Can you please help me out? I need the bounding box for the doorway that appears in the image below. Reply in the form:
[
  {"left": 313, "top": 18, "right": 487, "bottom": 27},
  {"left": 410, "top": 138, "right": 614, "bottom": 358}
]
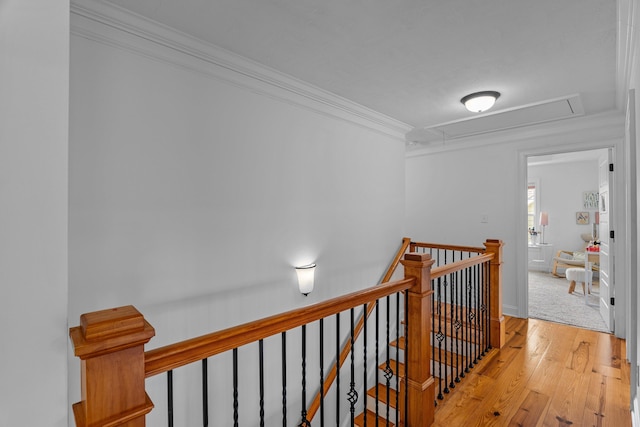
[{"left": 526, "top": 148, "right": 612, "bottom": 332}]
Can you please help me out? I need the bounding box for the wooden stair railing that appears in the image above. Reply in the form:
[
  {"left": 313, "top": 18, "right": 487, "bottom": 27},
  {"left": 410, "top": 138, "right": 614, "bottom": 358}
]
[
  {"left": 69, "top": 239, "right": 504, "bottom": 426},
  {"left": 69, "top": 254, "right": 434, "bottom": 426},
  {"left": 306, "top": 237, "right": 412, "bottom": 421}
]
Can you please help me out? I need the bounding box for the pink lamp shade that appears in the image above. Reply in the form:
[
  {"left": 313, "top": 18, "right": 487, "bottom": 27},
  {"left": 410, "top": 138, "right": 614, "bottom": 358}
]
[{"left": 539, "top": 212, "right": 549, "bottom": 226}]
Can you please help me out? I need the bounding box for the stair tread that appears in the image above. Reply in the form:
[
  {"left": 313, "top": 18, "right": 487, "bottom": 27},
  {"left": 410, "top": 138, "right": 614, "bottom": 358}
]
[
  {"left": 378, "top": 360, "right": 405, "bottom": 377},
  {"left": 355, "top": 410, "right": 396, "bottom": 427},
  {"left": 366, "top": 382, "right": 399, "bottom": 406}
]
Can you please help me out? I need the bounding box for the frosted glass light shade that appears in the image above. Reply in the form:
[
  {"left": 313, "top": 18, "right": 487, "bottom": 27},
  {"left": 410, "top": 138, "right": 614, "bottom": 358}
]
[
  {"left": 461, "top": 91, "right": 500, "bottom": 113},
  {"left": 296, "top": 264, "right": 316, "bottom": 296}
]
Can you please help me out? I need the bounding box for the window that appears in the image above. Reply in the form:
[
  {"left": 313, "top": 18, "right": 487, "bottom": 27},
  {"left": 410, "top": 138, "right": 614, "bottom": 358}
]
[{"left": 527, "top": 181, "right": 539, "bottom": 244}]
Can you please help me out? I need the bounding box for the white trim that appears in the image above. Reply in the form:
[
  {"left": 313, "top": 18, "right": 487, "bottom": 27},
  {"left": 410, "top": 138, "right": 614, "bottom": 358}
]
[
  {"left": 503, "top": 304, "right": 518, "bottom": 318},
  {"left": 516, "top": 136, "right": 628, "bottom": 337},
  {"left": 406, "top": 111, "right": 624, "bottom": 158},
  {"left": 70, "top": 0, "right": 411, "bottom": 141},
  {"left": 633, "top": 396, "right": 640, "bottom": 427},
  {"left": 617, "top": 0, "right": 637, "bottom": 111}
]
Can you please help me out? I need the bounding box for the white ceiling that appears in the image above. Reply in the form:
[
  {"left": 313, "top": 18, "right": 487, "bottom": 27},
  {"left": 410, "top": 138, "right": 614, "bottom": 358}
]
[{"left": 102, "top": 0, "right": 620, "bottom": 141}]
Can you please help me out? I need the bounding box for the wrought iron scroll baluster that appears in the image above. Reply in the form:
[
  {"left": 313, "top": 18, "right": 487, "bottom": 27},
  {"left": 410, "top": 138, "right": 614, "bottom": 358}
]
[
  {"left": 384, "top": 296, "right": 392, "bottom": 420},
  {"left": 443, "top": 274, "right": 450, "bottom": 395},
  {"left": 435, "top": 276, "right": 444, "bottom": 400},
  {"left": 465, "top": 270, "right": 472, "bottom": 373},
  {"left": 299, "top": 325, "right": 311, "bottom": 427},
  {"left": 348, "top": 308, "right": 358, "bottom": 425},
  {"left": 473, "top": 264, "right": 479, "bottom": 366}
]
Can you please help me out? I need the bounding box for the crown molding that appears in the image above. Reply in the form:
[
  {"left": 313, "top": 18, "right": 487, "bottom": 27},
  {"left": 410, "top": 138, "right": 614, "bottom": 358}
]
[
  {"left": 70, "top": 0, "right": 411, "bottom": 141},
  {"left": 405, "top": 111, "right": 625, "bottom": 158},
  {"left": 616, "top": 0, "right": 636, "bottom": 110}
]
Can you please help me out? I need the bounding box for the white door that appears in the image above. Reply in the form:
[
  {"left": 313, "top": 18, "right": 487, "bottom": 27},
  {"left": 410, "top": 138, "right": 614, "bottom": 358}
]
[{"left": 598, "top": 152, "right": 613, "bottom": 331}]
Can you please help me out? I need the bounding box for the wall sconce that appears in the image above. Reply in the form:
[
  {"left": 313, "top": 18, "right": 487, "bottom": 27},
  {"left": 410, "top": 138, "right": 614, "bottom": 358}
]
[{"left": 295, "top": 264, "right": 316, "bottom": 296}]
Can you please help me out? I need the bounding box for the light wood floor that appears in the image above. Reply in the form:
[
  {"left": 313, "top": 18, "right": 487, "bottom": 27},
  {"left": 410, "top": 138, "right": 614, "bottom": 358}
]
[{"left": 433, "top": 316, "right": 631, "bottom": 426}]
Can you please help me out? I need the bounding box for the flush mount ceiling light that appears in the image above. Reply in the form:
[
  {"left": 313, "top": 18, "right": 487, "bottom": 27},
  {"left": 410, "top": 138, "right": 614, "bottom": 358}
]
[{"left": 460, "top": 91, "right": 501, "bottom": 113}]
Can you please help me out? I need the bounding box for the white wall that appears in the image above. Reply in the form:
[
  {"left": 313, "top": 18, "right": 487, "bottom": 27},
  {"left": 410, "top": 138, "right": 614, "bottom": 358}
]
[
  {"left": 528, "top": 159, "right": 601, "bottom": 254},
  {"left": 406, "top": 115, "right": 624, "bottom": 317},
  {"left": 68, "top": 8, "right": 406, "bottom": 425},
  {"left": 0, "top": 1, "right": 69, "bottom": 426}
]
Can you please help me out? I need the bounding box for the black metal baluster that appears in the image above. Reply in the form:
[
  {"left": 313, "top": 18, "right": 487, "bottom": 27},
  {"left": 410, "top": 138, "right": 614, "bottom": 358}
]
[
  {"left": 458, "top": 269, "right": 467, "bottom": 378},
  {"left": 430, "top": 277, "right": 436, "bottom": 407},
  {"left": 479, "top": 262, "right": 487, "bottom": 358},
  {"left": 443, "top": 273, "right": 450, "bottom": 395},
  {"left": 202, "top": 359, "right": 208, "bottom": 427},
  {"left": 436, "top": 276, "right": 444, "bottom": 400},
  {"left": 336, "top": 313, "right": 341, "bottom": 426},
  {"left": 167, "top": 370, "right": 174, "bottom": 427},
  {"left": 487, "top": 262, "right": 492, "bottom": 350},
  {"left": 404, "top": 291, "right": 409, "bottom": 421},
  {"left": 233, "top": 348, "right": 239, "bottom": 427},
  {"left": 465, "top": 268, "right": 472, "bottom": 373},
  {"left": 375, "top": 298, "right": 380, "bottom": 421},
  {"left": 384, "top": 296, "right": 392, "bottom": 421},
  {"left": 473, "top": 264, "right": 479, "bottom": 366},
  {"left": 395, "top": 293, "right": 400, "bottom": 425},
  {"left": 452, "top": 269, "right": 461, "bottom": 386},
  {"left": 348, "top": 308, "right": 358, "bottom": 426},
  {"left": 320, "top": 318, "right": 325, "bottom": 426},
  {"left": 485, "top": 261, "right": 490, "bottom": 354},
  {"left": 300, "top": 325, "right": 311, "bottom": 427},
  {"left": 362, "top": 304, "right": 367, "bottom": 427},
  {"left": 259, "top": 339, "right": 265, "bottom": 426},
  {"left": 282, "top": 332, "right": 287, "bottom": 427}
]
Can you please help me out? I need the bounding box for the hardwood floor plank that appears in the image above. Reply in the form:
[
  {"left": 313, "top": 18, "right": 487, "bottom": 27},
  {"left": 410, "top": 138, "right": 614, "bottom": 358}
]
[
  {"left": 432, "top": 317, "right": 631, "bottom": 427},
  {"left": 507, "top": 390, "right": 549, "bottom": 427}
]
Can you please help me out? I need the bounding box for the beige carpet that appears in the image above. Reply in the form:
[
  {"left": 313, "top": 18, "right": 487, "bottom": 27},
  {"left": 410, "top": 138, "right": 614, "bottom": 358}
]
[{"left": 528, "top": 270, "right": 608, "bottom": 333}]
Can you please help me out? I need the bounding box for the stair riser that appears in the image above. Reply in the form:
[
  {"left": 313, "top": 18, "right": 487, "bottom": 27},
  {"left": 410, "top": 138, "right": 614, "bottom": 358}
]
[{"left": 365, "top": 394, "right": 402, "bottom": 423}]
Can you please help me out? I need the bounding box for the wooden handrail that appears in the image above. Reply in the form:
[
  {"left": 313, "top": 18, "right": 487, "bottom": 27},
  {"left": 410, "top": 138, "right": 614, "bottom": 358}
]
[
  {"left": 430, "top": 253, "right": 494, "bottom": 280},
  {"left": 144, "top": 277, "right": 415, "bottom": 377},
  {"left": 306, "top": 237, "right": 411, "bottom": 420},
  {"left": 410, "top": 241, "right": 486, "bottom": 254}
]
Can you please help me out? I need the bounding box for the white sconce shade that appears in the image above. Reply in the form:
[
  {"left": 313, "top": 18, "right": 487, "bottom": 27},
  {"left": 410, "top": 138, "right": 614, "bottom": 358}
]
[
  {"left": 296, "top": 264, "right": 316, "bottom": 296},
  {"left": 461, "top": 91, "right": 500, "bottom": 113}
]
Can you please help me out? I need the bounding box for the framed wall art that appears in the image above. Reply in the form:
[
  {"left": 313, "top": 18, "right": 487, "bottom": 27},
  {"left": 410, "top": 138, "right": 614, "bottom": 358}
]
[
  {"left": 583, "top": 191, "right": 599, "bottom": 209},
  {"left": 576, "top": 211, "right": 589, "bottom": 225}
]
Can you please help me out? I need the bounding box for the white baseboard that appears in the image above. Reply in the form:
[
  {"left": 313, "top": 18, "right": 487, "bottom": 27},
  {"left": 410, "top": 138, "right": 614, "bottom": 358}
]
[{"left": 503, "top": 304, "right": 518, "bottom": 317}]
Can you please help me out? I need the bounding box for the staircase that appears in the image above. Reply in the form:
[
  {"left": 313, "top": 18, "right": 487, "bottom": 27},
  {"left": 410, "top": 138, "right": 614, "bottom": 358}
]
[{"left": 355, "top": 301, "right": 494, "bottom": 426}]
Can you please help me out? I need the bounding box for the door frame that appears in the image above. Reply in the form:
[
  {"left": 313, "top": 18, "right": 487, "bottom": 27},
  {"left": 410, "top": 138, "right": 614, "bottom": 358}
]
[{"left": 517, "top": 139, "right": 628, "bottom": 338}]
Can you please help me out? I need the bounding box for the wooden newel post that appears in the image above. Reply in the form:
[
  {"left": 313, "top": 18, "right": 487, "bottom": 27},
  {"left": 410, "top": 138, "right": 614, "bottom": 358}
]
[
  {"left": 69, "top": 305, "right": 155, "bottom": 427},
  {"left": 484, "top": 239, "right": 505, "bottom": 349},
  {"left": 400, "top": 252, "right": 436, "bottom": 427}
]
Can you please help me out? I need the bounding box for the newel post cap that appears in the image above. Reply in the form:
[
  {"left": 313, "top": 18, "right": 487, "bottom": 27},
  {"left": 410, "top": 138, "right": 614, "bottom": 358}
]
[{"left": 70, "top": 305, "right": 155, "bottom": 359}]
